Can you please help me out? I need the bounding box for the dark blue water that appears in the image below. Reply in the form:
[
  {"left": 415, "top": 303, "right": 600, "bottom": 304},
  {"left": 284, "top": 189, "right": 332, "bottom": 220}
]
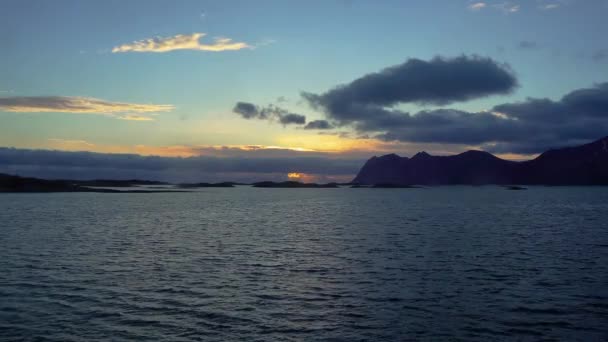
[{"left": 1, "top": 187, "right": 607, "bottom": 341}]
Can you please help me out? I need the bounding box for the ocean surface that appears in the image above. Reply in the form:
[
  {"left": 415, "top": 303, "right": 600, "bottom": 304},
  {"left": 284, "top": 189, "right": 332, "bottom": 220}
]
[{"left": 1, "top": 186, "right": 607, "bottom": 341}]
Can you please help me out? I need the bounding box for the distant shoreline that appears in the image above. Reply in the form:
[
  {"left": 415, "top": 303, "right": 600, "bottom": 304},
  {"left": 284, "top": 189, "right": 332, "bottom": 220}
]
[{"left": 4, "top": 173, "right": 608, "bottom": 193}]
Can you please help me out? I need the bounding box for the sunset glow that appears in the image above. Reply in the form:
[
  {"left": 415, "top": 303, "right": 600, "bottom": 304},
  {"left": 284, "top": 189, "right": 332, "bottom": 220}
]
[
  {"left": 2, "top": 3, "right": 607, "bottom": 340},
  {"left": 1, "top": 0, "right": 607, "bottom": 181},
  {"left": 287, "top": 172, "right": 317, "bottom": 183}
]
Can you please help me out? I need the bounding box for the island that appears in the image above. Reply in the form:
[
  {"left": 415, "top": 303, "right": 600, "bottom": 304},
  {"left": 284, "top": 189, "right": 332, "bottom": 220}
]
[
  {"left": 177, "top": 182, "right": 236, "bottom": 188},
  {"left": 252, "top": 181, "right": 339, "bottom": 188},
  {"left": 0, "top": 173, "right": 183, "bottom": 193}
]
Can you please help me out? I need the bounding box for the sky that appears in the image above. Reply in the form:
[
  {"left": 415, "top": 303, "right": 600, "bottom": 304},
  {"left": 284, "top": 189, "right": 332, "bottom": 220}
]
[{"left": 1, "top": 0, "right": 607, "bottom": 182}]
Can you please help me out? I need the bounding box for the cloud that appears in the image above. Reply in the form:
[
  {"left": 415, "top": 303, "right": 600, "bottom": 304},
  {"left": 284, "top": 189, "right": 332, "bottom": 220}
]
[
  {"left": 537, "top": 0, "right": 565, "bottom": 10},
  {"left": 233, "top": 101, "right": 263, "bottom": 119},
  {"left": 518, "top": 40, "right": 538, "bottom": 49},
  {"left": 540, "top": 3, "right": 560, "bottom": 10},
  {"left": 496, "top": 82, "right": 608, "bottom": 120},
  {"left": 304, "top": 55, "right": 608, "bottom": 153},
  {"left": 279, "top": 113, "right": 306, "bottom": 125},
  {"left": 118, "top": 114, "right": 156, "bottom": 121},
  {"left": 38, "top": 136, "right": 448, "bottom": 160},
  {"left": 303, "top": 55, "right": 517, "bottom": 123},
  {"left": 383, "top": 83, "right": 608, "bottom": 153},
  {"left": 0, "top": 147, "right": 363, "bottom": 183},
  {"left": 232, "top": 102, "right": 307, "bottom": 126},
  {"left": 112, "top": 33, "right": 250, "bottom": 53},
  {"left": 304, "top": 120, "right": 334, "bottom": 130},
  {"left": 0, "top": 96, "right": 173, "bottom": 120},
  {"left": 493, "top": 2, "right": 520, "bottom": 13},
  {"left": 469, "top": 1, "right": 519, "bottom": 13},
  {"left": 254, "top": 38, "right": 277, "bottom": 48},
  {"left": 468, "top": 2, "right": 487, "bottom": 11},
  {"left": 44, "top": 138, "right": 330, "bottom": 157},
  {"left": 592, "top": 49, "right": 608, "bottom": 62},
  {"left": 47, "top": 138, "right": 95, "bottom": 147}
]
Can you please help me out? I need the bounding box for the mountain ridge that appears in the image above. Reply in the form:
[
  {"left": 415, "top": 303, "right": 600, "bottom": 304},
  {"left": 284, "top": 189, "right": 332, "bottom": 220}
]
[{"left": 353, "top": 136, "right": 608, "bottom": 185}]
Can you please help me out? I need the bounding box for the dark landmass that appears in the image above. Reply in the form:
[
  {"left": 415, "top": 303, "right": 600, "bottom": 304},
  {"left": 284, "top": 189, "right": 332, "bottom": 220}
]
[
  {"left": 177, "top": 182, "right": 235, "bottom": 188},
  {"left": 353, "top": 136, "right": 608, "bottom": 186},
  {"left": 0, "top": 173, "right": 183, "bottom": 193},
  {"left": 4, "top": 136, "right": 607, "bottom": 192},
  {"left": 350, "top": 183, "right": 421, "bottom": 188},
  {"left": 504, "top": 186, "right": 527, "bottom": 190},
  {"left": 1, "top": 173, "right": 82, "bottom": 192},
  {"left": 252, "top": 181, "right": 339, "bottom": 188},
  {"left": 70, "top": 179, "right": 169, "bottom": 187},
  {"left": 371, "top": 183, "right": 422, "bottom": 188}
]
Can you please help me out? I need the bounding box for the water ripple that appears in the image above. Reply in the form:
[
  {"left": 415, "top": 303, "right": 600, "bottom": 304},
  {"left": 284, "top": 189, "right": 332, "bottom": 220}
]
[{"left": 1, "top": 187, "right": 608, "bottom": 341}]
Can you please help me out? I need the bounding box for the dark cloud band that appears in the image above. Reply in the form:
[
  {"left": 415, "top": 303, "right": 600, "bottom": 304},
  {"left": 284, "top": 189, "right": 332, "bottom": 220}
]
[
  {"left": 232, "top": 102, "right": 307, "bottom": 125},
  {"left": 303, "top": 55, "right": 517, "bottom": 123},
  {"left": 0, "top": 148, "right": 363, "bottom": 183},
  {"left": 302, "top": 54, "right": 608, "bottom": 153},
  {"left": 373, "top": 83, "right": 608, "bottom": 153},
  {"left": 304, "top": 120, "right": 333, "bottom": 130}
]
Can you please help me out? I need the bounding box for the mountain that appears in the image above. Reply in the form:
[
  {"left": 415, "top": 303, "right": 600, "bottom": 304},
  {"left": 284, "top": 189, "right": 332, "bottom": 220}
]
[{"left": 353, "top": 136, "right": 608, "bottom": 185}]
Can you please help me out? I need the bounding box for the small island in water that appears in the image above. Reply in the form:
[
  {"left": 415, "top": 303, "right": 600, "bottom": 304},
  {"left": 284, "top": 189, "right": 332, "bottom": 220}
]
[{"left": 252, "top": 181, "right": 339, "bottom": 188}]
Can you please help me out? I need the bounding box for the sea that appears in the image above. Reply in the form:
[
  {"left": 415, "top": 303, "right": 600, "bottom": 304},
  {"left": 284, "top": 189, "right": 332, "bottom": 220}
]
[{"left": 1, "top": 186, "right": 607, "bottom": 341}]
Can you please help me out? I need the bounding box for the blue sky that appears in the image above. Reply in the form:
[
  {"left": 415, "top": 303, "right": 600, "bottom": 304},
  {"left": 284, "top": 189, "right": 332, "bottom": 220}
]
[{"left": 1, "top": 0, "right": 607, "bottom": 181}]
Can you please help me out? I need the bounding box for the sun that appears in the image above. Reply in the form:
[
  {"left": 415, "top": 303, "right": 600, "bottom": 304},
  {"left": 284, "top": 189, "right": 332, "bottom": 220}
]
[
  {"left": 287, "top": 172, "right": 316, "bottom": 183},
  {"left": 287, "top": 172, "right": 302, "bottom": 179}
]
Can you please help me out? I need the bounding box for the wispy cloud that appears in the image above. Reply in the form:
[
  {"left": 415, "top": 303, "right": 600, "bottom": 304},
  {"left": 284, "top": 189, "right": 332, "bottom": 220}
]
[
  {"left": 0, "top": 96, "right": 173, "bottom": 121},
  {"left": 112, "top": 33, "right": 251, "bottom": 53},
  {"left": 537, "top": 0, "right": 566, "bottom": 10},
  {"left": 118, "top": 114, "right": 157, "bottom": 121},
  {"left": 540, "top": 3, "right": 560, "bottom": 10},
  {"left": 233, "top": 102, "right": 308, "bottom": 126},
  {"left": 593, "top": 49, "right": 608, "bottom": 62},
  {"left": 493, "top": 2, "right": 520, "bottom": 14},
  {"left": 468, "top": 1, "right": 519, "bottom": 14},
  {"left": 253, "top": 38, "right": 277, "bottom": 48},
  {"left": 304, "top": 120, "right": 334, "bottom": 130},
  {"left": 518, "top": 40, "right": 538, "bottom": 49},
  {"left": 468, "top": 2, "right": 487, "bottom": 11},
  {"left": 47, "top": 138, "right": 95, "bottom": 148}
]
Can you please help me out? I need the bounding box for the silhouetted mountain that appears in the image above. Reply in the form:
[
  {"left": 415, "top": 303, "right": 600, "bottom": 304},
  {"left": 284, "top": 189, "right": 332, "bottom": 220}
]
[{"left": 353, "top": 136, "right": 608, "bottom": 185}]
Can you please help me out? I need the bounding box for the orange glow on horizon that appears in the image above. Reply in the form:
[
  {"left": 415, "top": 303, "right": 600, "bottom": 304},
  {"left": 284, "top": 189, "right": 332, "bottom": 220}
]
[
  {"left": 287, "top": 172, "right": 316, "bottom": 183},
  {"left": 21, "top": 137, "right": 540, "bottom": 162},
  {"left": 33, "top": 139, "right": 326, "bottom": 158}
]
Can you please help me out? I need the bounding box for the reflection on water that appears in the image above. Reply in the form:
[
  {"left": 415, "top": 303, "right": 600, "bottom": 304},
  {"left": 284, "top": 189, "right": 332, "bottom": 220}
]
[{"left": 1, "top": 187, "right": 607, "bottom": 341}]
